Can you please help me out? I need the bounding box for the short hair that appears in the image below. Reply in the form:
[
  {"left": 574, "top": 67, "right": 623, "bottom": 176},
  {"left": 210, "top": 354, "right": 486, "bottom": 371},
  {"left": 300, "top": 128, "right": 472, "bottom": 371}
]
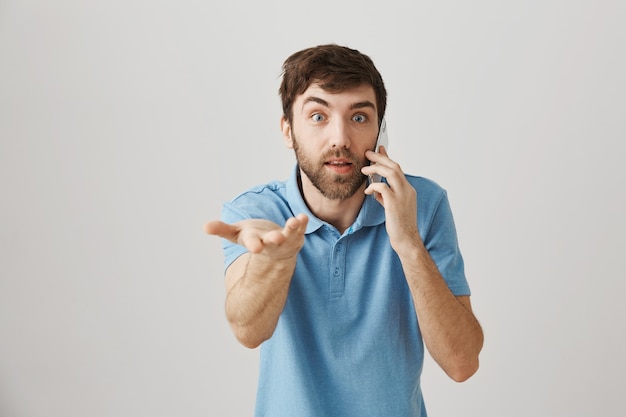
[{"left": 279, "top": 44, "right": 387, "bottom": 125}]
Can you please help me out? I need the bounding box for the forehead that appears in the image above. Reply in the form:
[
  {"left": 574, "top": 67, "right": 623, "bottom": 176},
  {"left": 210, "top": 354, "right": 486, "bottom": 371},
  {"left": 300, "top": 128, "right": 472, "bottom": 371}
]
[{"left": 295, "top": 83, "right": 377, "bottom": 112}]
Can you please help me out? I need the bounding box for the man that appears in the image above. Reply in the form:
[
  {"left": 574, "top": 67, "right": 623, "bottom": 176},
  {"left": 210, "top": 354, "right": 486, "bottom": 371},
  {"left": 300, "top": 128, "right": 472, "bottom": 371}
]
[{"left": 205, "top": 44, "right": 483, "bottom": 416}]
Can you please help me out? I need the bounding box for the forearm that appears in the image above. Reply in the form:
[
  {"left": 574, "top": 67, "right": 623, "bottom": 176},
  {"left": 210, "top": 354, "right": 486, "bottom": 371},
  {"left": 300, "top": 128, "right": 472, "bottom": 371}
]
[
  {"left": 398, "top": 241, "right": 484, "bottom": 382},
  {"left": 225, "top": 252, "right": 297, "bottom": 348}
]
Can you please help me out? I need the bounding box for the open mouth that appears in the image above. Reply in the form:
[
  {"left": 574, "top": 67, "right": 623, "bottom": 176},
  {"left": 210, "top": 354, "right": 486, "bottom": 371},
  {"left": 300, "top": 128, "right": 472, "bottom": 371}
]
[{"left": 325, "top": 159, "right": 353, "bottom": 174}]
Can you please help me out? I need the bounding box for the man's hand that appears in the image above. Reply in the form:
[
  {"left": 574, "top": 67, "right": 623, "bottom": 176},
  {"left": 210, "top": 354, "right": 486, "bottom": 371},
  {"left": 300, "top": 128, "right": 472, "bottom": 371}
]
[
  {"left": 361, "top": 146, "right": 420, "bottom": 253},
  {"left": 363, "top": 146, "right": 483, "bottom": 381},
  {"left": 204, "top": 213, "right": 309, "bottom": 348},
  {"left": 204, "top": 213, "right": 309, "bottom": 260}
]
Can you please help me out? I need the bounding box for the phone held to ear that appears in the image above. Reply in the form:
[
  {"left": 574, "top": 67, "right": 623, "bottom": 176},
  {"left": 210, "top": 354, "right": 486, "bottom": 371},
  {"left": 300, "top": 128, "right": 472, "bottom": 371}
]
[{"left": 369, "top": 117, "right": 388, "bottom": 184}]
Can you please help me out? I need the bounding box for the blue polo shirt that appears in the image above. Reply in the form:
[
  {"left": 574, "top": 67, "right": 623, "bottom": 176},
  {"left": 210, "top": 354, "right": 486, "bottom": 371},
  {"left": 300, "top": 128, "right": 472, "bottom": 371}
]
[{"left": 221, "top": 165, "right": 470, "bottom": 417}]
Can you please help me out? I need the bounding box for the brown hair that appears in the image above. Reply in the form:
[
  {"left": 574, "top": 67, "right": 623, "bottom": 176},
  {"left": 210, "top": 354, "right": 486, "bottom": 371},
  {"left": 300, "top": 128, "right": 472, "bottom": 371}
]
[{"left": 279, "top": 44, "right": 387, "bottom": 126}]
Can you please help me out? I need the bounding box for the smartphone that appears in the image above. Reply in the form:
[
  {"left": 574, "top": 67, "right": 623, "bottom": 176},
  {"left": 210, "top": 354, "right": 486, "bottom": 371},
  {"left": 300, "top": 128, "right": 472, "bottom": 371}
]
[{"left": 369, "top": 117, "right": 388, "bottom": 183}]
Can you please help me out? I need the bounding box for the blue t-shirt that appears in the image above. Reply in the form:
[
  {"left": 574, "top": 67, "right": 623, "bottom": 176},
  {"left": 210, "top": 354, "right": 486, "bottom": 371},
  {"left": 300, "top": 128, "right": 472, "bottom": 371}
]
[{"left": 221, "top": 165, "right": 470, "bottom": 417}]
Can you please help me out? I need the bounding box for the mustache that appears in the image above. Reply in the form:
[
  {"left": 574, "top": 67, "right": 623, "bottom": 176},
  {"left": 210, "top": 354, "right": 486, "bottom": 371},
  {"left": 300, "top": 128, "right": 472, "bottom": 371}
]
[{"left": 322, "top": 149, "right": 360, "bottom": 163}]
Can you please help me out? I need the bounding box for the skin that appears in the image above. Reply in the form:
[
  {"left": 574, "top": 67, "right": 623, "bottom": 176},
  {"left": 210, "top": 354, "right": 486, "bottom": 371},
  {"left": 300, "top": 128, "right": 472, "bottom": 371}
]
[{"left": 205, "top": 83, "right": 484, "bottom": 382}]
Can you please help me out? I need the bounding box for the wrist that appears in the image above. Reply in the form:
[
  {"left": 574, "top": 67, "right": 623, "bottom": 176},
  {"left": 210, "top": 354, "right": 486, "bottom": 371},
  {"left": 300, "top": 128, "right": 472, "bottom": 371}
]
[
  {"left": 247, "top": 251, "right": 297, "bottom": 281},
  {"left": 390, "top": 230, "right": 424, "bottom": 258}
]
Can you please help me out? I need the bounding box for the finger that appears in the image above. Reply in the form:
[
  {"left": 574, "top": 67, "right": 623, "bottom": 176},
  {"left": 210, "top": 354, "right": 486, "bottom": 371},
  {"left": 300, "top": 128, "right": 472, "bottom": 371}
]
[
  {"left": 253, "top": 216, "right": 306, "bottom": 250},
  {"left": 285, "top": 213, "right": 309, "bottom": 234},
  {"left": 362, "top": 164, "right": 393, "bottom": 181},
  {"left": 204, "top": 221, "right": 239, "bottom": 240},
  {"left": 365, "top": 146, "right": 391, "bottom": 163},
  {"left": 259, "top": 229, "right": 288, "bottom": 246},
  {"left": 254, "top": 214, "right": 307, "bottom": 248},
  {"left": 365, "top": 181, "right": 392, "bottom": 198},
  {"left": 364, "top": 184, "right": 386, "bottom": 207},
  {"left": 240, "top": 234, "right": 264, "bottom": 253},
  {"left": 204, "top": 220, "right": 265, "bottom": 253},
  {"left": 365, "top": 149, "right": 383, "bottom": 164},
  {"left": 264, "top": 214, "right": 308, "bottom": 245},
  {"left": 364, "top": 161, "right": 407, "bottom": 192}
]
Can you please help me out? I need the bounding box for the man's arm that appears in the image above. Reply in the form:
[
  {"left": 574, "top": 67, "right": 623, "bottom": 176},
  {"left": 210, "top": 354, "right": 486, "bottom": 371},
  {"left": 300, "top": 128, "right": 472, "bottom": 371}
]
[
  {"left": 396, "top": 241, "right": 483, "bottom": 382},
  {"left": 363, "top": 147, "right": 484, "bottom": 382},
  {"left": 205, "top": 214, "right": 308, "bottom": 348}
]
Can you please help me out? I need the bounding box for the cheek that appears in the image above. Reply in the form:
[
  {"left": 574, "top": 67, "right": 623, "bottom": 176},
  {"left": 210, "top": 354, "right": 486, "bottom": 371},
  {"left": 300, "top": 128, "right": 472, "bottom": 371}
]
[{"left": 357, "top": 137, "right": 378, "bottom": 154}]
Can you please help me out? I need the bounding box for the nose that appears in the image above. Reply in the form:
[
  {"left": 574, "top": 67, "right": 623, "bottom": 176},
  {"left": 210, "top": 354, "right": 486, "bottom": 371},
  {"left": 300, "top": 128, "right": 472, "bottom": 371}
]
[{"left": 329, "top": 119, "right": 351, "bottom": 149}]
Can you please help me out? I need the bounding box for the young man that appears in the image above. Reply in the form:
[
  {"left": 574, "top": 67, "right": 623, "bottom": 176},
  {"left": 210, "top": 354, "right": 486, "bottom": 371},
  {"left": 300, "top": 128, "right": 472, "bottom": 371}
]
[{"left": 205, "top": 44, "right": 483, "bottom": 416}]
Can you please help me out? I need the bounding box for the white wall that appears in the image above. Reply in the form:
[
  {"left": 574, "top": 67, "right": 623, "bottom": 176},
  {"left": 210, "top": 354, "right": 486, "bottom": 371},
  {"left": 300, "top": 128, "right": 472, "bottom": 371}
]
[{"left": 1, "top": 1, "right": 624, "bottom": 416}]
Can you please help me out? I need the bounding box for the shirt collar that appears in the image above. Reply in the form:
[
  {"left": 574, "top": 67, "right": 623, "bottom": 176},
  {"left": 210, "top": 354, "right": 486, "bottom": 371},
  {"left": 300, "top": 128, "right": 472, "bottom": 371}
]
[{"left": 285, "top": 164, "right": 386, "bottom": 235}]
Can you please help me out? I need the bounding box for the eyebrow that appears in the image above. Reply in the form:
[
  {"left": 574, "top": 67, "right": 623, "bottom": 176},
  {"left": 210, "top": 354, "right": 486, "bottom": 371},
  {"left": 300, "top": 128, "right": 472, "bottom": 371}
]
[
  {"left": 301, "top": 96, "right": 376, "bottom": 112},
  {"left": 302, "top": 96, "right": 329, "bottom": 109},
  {"left": 350, "top": 101, "right": 376, "bottom": 111}
]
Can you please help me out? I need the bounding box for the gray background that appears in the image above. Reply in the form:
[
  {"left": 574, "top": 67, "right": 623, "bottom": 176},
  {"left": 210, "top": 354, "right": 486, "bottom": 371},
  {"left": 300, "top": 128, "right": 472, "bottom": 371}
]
[{"left": 1, "top": 1, "right": 624, "bottom": 416}]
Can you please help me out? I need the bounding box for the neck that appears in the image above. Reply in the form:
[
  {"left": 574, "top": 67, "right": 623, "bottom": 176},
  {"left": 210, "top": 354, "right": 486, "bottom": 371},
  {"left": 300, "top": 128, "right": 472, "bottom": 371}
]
[{"left": 297, "top": 171, "right": 366, "bottom": 234}]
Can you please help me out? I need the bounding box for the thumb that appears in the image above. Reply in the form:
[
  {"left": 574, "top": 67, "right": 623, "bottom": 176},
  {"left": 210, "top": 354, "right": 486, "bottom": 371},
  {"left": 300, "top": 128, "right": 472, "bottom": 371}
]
[{"left": 204, "top": 221, "right": 238, "bottom": 241}]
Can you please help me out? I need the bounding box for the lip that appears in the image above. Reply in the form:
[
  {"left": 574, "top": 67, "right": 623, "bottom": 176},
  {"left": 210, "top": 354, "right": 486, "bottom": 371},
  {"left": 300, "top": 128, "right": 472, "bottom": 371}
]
[{"left": 324, "top": 158, "right": 353, "bottom": 174}]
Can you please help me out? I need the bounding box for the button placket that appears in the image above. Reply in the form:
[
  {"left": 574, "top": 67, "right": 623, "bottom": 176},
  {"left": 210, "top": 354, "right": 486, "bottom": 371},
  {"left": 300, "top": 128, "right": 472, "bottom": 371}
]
[{"left": 329, "top": 239, "right": 346, "bottom": 297}]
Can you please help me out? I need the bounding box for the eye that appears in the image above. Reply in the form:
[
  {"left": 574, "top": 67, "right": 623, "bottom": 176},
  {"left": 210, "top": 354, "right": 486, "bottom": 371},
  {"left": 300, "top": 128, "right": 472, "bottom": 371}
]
[
  {"left": 311, "top": 113, "right": 325, "bottom": 122},
  {"left": 352, "top": 114, "right": 367, "bottom": 123}
]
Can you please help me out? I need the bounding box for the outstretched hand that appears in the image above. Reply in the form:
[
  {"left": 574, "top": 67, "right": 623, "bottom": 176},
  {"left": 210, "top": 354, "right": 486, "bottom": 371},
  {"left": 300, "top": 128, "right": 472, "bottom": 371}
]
[{"left": 204, "top": 213, "right": 309, "bottom": 260}]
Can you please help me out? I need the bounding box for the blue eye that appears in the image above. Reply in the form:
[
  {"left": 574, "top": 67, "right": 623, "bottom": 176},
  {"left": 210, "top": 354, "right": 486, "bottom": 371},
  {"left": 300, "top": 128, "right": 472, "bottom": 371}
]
[
  {"left": 312, "top": 113, "right": 325, "bottom": 122},
  {"left": 353, "top": 114, "right": 366, "bottom": 123}
]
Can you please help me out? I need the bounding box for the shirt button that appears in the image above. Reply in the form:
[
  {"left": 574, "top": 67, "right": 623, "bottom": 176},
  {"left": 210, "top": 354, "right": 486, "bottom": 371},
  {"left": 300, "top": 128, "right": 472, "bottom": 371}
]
[
  {"left": 333, "top": 268, "right": 340, "bottom": 276},
  {"left": 336, "top": 243, "right": 343, "bottom": 251}
]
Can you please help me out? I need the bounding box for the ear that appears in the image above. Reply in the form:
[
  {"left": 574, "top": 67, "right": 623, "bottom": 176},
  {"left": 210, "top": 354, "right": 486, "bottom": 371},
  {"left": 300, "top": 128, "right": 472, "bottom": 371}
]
[{"left": 280, "top": 116, "right": 294, "bottom": 149}]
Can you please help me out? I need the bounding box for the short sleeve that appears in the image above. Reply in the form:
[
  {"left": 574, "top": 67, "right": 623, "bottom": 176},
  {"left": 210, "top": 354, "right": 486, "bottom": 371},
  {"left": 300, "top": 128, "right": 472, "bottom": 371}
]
[
  {"left": 219, "top": 202, "right": 251, "bottom": 273},
  {"left": 424, "top": 190, "right": 470, "bottom": 296},
  {"left": 218, "top": 181, "right": 293, "bottom": 273}
]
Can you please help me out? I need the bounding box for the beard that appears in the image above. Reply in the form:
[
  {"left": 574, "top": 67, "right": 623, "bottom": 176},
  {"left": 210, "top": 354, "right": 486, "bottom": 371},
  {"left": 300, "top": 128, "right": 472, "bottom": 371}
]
[{"left": 292, "top": 136, "right": 369, "bottom": 200}]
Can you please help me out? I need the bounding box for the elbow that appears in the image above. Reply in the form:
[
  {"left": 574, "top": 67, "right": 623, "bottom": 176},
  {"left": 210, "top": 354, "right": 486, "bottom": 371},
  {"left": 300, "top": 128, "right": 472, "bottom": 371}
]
[
  {"left": 238, "top": 336, "right": 263, "bottom": 350},
  {"left": 444, "top": 342, "right": 483, "bottom": 382},
  {"left": 225, "top": 305, "right": 271, "bottom": 349},
  {"left": 230, "top": 323, "right": 271, "bottom": 349},
  {"left": 447, "top": 358, "right": 480, "bottom": 382},
  {"left": 448, "top": 328, "right": 484, "bottom": 382}
]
